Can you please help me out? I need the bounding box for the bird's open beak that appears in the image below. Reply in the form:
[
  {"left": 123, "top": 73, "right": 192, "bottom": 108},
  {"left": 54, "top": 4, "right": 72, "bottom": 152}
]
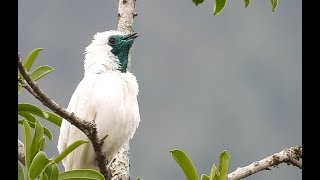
[{"left": 123, "top": 32, "right": 139, "bottom": 40}]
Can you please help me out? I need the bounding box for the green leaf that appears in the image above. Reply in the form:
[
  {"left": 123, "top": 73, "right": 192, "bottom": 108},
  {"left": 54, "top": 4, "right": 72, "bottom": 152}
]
[
  {"left": 18, "top": 161, "right": 25, "bottom": 180},
  {"left": 19, "top": 112, "right": 37, "bottom": 123},
  {"left": 218, "top": 150, "right": 230, "bottom": 180},
  {"left": 271, "top": 0, "right": 278, "bottom": 12},
  {"left": 18, "top": 103, "right": 49, "bottom": 119},
  {"left": 170, "top": 149, "right": 199, "bottom": 180},
  {"left": 29, "top": 151, "right": 51, "bottom": 179},
  {"left": 43, "top": 111, "right": 62, "bottom": 126},
  {"left": 30, "top": 65, "right": 54, "bottom": 81},
  {"left": 23, "top": 120, "right": 32, "bottom": 168},
  {"left": 213, "top": 0, "right": 227, "bottom": 15},
  {"left": 209, "top": 164, "right": 217, "bottom": 180},
  {"left": 244, "top": 0, "right": 250, "bottom": 8},
  {"left": 213, "top": 171, "right": 220, "bottom": 180},
  {"left": 201, "top": 174, "right": 210, "bottom": 180},
  {"left": 39, "top": 137, "right": 46, "bottom": 151},
  {"left": 18, "top": 104, "right": 62, "bottom": 127},
  {"left": 54, "top": 140, "right": 88, "bottom": 164},
  {"left": 30, "top": 120, "right": 45, "bottom": 159},
  {"left": 24, "top": 48, "right": 43, "bottom": 71},
  {"left": 44, "top": 163, "right": 59, "bottom": 180},
  {"left": 39, "top": 172, "right": 49, "bottom": 180},
  {"left": 18, "top": 119, "right": 53, "bottom": 140},
  {"left": 58, "top": 169, "right": 105, "bottom": 180},
  {"left": 192, "top": 0, "right": 204, "bottom": 6}
]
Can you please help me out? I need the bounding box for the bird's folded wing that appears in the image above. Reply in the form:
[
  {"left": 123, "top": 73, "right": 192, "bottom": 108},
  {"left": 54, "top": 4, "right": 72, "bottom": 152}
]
[{"left": 57, "top": 77, "right": 97, "bottom": 154}]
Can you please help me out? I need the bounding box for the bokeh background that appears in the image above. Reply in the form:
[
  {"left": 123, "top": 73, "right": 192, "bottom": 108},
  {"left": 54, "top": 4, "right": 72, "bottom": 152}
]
[{"left": 18, "top": 0, "right": 302, "bottom": 179}]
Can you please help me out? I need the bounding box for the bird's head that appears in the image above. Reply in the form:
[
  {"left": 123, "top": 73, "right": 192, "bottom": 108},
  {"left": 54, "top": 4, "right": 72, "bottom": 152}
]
[{"left": 84, "top": 30, "right": 138, "bottom": 74}]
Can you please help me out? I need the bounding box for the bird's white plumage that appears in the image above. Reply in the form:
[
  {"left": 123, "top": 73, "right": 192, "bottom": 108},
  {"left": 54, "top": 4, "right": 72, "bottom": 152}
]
[{"left": 57, "top": 30, "right": 140, "bottom": 171}]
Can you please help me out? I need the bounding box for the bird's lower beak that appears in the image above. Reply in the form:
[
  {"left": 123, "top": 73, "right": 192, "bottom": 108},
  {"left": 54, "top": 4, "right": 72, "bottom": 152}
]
[{"left": 123, "top": 32, "right": 139, "bottom": 40}]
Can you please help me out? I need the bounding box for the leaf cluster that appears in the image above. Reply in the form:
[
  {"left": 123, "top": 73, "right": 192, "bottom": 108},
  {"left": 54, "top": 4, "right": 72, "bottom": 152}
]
[
  {"left": 192, "top": 0, "right": 278, "bottom": 15},
  {"left": 170, "top": 149, "right": 230, "bottom": 180}
]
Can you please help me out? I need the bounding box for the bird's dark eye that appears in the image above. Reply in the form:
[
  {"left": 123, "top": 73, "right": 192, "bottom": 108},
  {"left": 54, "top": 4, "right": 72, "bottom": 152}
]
[{"left": 108, "top": 37, "right": 116, "bottom": 45}]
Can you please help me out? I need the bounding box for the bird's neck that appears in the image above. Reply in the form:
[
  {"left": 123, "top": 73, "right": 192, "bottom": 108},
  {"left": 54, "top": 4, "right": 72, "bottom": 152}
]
[
  {"left": 84, "top": 52, "right": 120, "bottom": 75},
  {"left": 111, "top": 49, "right": 129, "bottom": 73}
]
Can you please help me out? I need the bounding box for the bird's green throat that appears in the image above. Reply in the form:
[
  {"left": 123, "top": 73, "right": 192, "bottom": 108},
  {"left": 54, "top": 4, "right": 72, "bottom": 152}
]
[{"left": 109, "top": 35, "right": 136, "bottom": 73}]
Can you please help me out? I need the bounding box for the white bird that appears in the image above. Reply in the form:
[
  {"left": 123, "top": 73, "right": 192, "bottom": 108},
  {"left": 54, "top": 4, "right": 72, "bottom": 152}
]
[{"left": 57, "top": 30, "right": 140, "bottom": 171}]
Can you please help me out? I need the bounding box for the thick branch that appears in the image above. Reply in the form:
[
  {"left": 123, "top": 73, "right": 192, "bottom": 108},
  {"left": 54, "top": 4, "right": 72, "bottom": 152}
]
[
  {"left": 18, "top": 140, "right": 25, "bottom": 166},
  {"left": 117, "top": 0, "right": 136, "bottom": 34},
  {"left": 17, "top": 54, "right": 109, "bottom": 178},
  {"left": 227, "top": 146, "right": 302, "bottom": 180}
]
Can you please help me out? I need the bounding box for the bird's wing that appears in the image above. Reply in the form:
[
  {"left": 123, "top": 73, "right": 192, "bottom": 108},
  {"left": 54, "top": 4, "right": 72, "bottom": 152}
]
[
  {"left": 128, "top": 91, "right": 140, "bottom": 140},
  {"left": 57, "top": 76, "right": 97, "bottom": 169},
  {"left": 123, "top": 72, "right": 140, "bottom": 140},
  {"left": 89, "top": 72, "right": 139, "bottom": 160}
]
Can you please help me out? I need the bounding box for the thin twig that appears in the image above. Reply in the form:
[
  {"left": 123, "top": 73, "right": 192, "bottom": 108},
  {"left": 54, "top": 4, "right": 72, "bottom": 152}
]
[
  {"left": 227, "top": 146, "right": 302, "bottom": 180},
  {"left": 17, "top": 54, "right": 110, "bottom": 178}
]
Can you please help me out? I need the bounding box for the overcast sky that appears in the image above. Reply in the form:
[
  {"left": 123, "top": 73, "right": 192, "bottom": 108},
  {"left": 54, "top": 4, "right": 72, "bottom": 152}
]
[{"left": 18, "top": 1, "right": 301, "bottom": 179}]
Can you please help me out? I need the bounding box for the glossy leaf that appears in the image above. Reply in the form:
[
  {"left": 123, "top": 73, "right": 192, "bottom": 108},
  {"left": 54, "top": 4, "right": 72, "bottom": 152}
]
[
  {"left": 30, "top": 65, "right": 54, "bottom": 81},
  {"left": 43, "top": 111, "right": 62, "bottom": 126},
  {"left": 19, "top": 112, "right": 37, "bottom": 123},
  {"left": 244, "top": 0, "right": 250, "bottom": 8},
  {"left": 18, "top": 119, "right": 53, "bottom": 140},
  {"left": 19, "top": 107, "right": 62, "bottom": 127},
  {"left": 39, "top": 137, "right": 46, "bottom": 151},
  {"left": 192, "top": 0, "right": 204, "bottom": 6},
  {"left": 23, "top": 120, "right": 32, "bottom": 168},
  {"left": 24, "top": 48, "right": 43, "bottom": 71},
  {"left": 44, "top": 163, "right": 59, "bottom": 180},
  {"left": 31, "top": 120, "right": 45, "bottom": 159},
  {"left": 58, "top": 169, "right": 105, "bottom": 180},
  {"left": 54, "top": 140, "right": 88, "bottom": 164},
  {"left": 19, "top": 104, "right": 62, "bottom": 127},
  {"left": 213, "top": 0, "right": 227, "bottom": 15},
  {"left": 39, "top": 172, "right": 49, "bottom": 180},
  {"left": 218, "top": 151, "right": 230, "bottom": 180},
  {"left": 170, "top": 149, "right": 199, "bottom": 180},
  {"left": 29, "top": 151, "right": 51, "bottom": 179},
  {"left": 18, "top": 103, "right": 49, "bottom": 119},
  {"left": 201, "top": 174, "right": 210, "bottom": 180},
  {"left": 213, "top": 171, "right": 220, "bottom": 179},
  {"left": 209, "top": 164, "right": 217, "bottom": 180},
  {"left": 18, "top": 161, "right": 25, "bottom": 180},
  {"left": 271, "top": 0, "right": 278, "bottom": 12}
]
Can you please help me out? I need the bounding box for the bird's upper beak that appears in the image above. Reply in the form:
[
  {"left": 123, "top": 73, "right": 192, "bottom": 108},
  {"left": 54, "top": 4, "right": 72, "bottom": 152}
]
[{"left": 122, "top": 32, "right": 139, "bottom": 40}]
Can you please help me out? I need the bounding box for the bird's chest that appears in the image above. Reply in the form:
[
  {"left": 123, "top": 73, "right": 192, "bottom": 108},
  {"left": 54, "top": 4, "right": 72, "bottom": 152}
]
[{"left": 91, "top": 73, "right": 137, "bottom": 140}]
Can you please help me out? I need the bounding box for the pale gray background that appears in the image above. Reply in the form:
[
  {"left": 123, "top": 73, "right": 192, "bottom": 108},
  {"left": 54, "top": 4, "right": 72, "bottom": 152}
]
[{"left": 18, "top": 0, "right": 302, "bottom": 179}]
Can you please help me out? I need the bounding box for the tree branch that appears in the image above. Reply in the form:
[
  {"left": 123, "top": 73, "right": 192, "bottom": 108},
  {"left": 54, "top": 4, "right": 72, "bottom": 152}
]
[
  {"left": 17, "top": 54, "right": 111, "bottom": 178},
  {"left": 227, "top": 146, "right": 302, "bottom": 180},
  {"left": 107, "top": 0, "right": 138, "bottom": 179},
  {"left": 18, "top": 140, "right": 25, "bottom": 166},
  {"left": 18, "top": 78, "right": 40, "bottom": 99}
]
